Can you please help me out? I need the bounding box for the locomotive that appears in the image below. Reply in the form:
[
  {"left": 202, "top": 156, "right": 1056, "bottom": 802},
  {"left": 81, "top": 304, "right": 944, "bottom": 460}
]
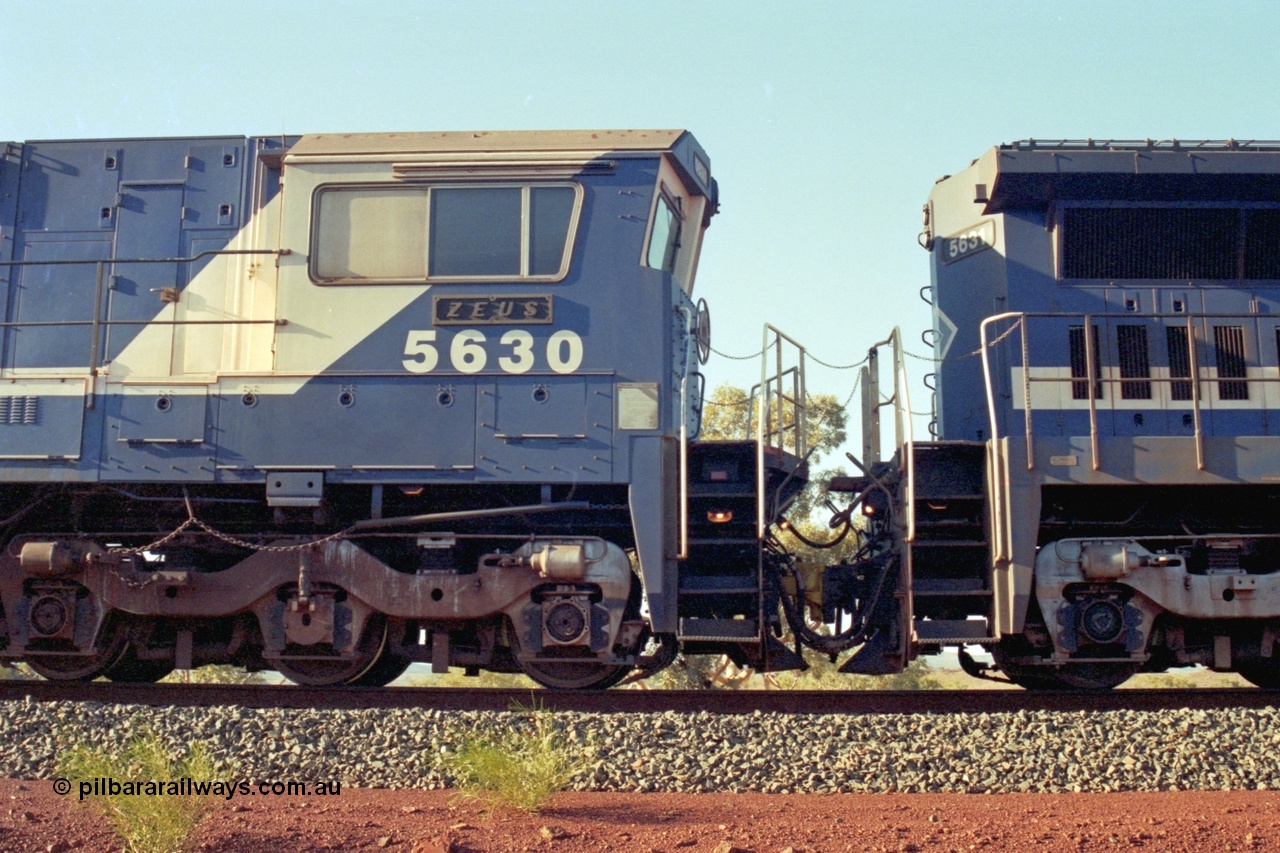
[
  {"left": 0, "top": 130, "right": 737, "bottom": 689},
  {"left": 908, "top": 139, "right": 1280, "bottom": 690},
  {"left": 1, "top": 131, "right": 1278, "bottom": 691}
]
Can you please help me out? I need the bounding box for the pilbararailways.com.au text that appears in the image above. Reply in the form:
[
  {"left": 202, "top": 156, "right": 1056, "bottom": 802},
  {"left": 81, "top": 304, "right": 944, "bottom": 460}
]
[{"left": 60, "top": 777, "right": 341, "bottom": 801}]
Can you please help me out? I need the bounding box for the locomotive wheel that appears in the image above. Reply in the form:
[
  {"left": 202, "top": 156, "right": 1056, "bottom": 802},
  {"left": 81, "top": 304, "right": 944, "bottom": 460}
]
[
  {"left": 998, "top": 657, "right": 1138, "bottom": 691},
  {"left": 1000, "top": 667, "right": 1071, "bottom": 691},
  {"left": 273, "top": 614, "right": 388, "bottom": 687},
  {"left": 346, "top": 650, "right": 411, "bottom": 687},
  {"left": 26, "top": 619, "right": 130, "bottom": 682},
  {"left": 508, "top": 627, "right": 631, "bottom": 690},
  {"left": 992, "top": 635, "right": 1069, "bottom": 690},
  {"left": 516, "top": 645, "right": 631, "bottom": 690},
  {"left": 1052, "top": 662, "right": 1140, "bottom": 691}
]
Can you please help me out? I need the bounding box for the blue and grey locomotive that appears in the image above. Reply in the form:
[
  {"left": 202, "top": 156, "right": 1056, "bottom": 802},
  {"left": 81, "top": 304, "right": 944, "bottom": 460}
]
[
  {"left": 0, "top": 130, "right": 804, "bottom": 688},
  {"left": 881, "top": 139, "right": 1280, "bottom": 689}
]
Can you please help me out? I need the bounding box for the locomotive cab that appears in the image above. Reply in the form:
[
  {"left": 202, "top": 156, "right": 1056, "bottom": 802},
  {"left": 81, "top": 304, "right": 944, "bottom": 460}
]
[{"left": 0, "top": 130, "right": 725, "bottom": 688}]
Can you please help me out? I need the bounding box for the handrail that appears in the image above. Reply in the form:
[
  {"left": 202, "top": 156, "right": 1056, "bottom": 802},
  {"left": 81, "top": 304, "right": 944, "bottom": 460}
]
[
  {"left": 677, "top": 305, "right": 695, "bottom": 560},
  {"left": 980, "top": 312, "right": 1027, "bottom": 565},
  {"left": 1084, "top": 314, "right": 1099, "bottom": 471},
  {"left": 753, "top": 325, "right": 809, "bottom": 539},
  {"left": 862, "top": 328, "right": 909, "bottom": 459},
  {"left": 896, "top": 329, "right": 915, "bottom": 543},
  {"left": 1186, "top": 314, "right": 1205, "bottom": 471},
  {"left": 978, "top": 310, "right": 1276, "bottom": 475},
  {"left": 756, "top": 324, "right": 808, "bottom": 458},
  {"left": 0, "top": 249, "right": 288, "bottom": 268},
  {"left": 756, "top": 390, "right": 766, "bottom": 540},
  {"left": 0, "top": 249, "right": 291, "bottom": 381}
]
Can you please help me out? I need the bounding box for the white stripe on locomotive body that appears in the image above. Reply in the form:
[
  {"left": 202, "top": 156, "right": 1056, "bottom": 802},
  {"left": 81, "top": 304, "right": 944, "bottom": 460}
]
[
  {"left": 107, "top": 203, "right": 282, "bottom": 382},
  {"left": 1011, "top": 366, "right": 1280, "bottom": 411},
  {"left": 103, "top": 163, "right": 431, "bottom": 385}
]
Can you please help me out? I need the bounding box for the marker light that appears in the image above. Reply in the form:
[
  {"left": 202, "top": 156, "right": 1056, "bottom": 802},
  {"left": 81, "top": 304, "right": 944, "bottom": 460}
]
[{"left": 707, "top": 510, "right": 734, "bottom": 524}]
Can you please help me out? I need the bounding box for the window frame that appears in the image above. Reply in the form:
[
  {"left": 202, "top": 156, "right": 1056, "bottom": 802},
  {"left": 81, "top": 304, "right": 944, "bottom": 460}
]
[
  {"left": 645, "top": 182, "right": 684, "bottom": 275},
  {"left": 639, "top": 154, "right": 709, "bottom": 294},
  {"left": 308, "top": 181, "right": 584, "bottom": 285}
]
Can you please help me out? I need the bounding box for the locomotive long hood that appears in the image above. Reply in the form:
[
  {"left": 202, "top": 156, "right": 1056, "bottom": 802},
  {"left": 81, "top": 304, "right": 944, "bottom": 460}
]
[{"left": 968, "top": 139, "right": 1280, "bottom": 212}]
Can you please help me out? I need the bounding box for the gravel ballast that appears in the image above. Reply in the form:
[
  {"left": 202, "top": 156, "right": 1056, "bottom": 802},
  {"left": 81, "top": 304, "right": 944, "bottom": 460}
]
[{"left": 3, "top": 698, "right": 1279, "bottom": 795}]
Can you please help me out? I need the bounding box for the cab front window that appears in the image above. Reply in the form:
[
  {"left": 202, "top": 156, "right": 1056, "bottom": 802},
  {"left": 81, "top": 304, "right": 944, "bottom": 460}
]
[{"left": 311, "top": 182, "right": 581, "bottom": 284}]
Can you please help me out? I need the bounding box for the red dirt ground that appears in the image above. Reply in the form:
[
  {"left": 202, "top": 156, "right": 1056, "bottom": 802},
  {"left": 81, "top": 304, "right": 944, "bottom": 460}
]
[{"left": 2, "top": 779, "right": 1276, "bottom": 852}]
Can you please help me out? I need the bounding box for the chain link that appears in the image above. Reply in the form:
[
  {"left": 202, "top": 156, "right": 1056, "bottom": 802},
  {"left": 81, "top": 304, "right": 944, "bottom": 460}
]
[
  {"left": 190, "top": 518, "right": 355, "bottom": 553},
  {"left": 108, "top": 510, "right": 354, "bottom": 556},
  {"left": 809, "top": 352, "right": 869, "bottom": 371},
  {"left": 709, "top": 345, "right": 766, "bottom": 361},
  {"left": 108, "top": 518, "right": 201, "bottom": 556}
]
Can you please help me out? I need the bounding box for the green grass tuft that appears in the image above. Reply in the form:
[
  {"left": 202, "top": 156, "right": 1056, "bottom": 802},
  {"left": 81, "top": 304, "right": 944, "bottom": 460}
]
[
  {"left": 57, "top": 729, "right": 226, "bottom": 853},
  {"left": 440, "top": 702, "right": 596, "bottom": 813}
]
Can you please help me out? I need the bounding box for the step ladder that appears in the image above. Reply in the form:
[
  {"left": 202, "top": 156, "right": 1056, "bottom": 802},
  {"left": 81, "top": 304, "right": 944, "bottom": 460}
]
[{"left": 907, "top": 441, "right": 995, "bottom": 645}]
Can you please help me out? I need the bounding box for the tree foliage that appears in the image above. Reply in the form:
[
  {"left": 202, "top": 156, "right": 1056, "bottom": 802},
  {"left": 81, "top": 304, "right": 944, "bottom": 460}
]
[
  {"left": 701, "top": 383, "right": 856, "bottom": 529},
  {"left": 700, "top": 384, "right": 847, "bottom": 466}
]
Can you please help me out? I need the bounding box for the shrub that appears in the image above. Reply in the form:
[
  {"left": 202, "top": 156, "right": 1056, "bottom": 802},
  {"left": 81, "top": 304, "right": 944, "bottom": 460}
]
[
  {"left": 57, "top": 729, "right": 225, "bottom": 853},
  {"left": 439, "top": 703, "right": 596, "bottom": 813}
]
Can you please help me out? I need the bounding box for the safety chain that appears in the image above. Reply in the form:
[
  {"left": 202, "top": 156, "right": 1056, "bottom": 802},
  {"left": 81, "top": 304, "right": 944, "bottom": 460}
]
[
  {"left": 107, "top": 517, "right": 202, "bottom": 556},
  {"left": 709, "top": 345, "right": 766, "bottom": 361},
  {"left": 808, "top": 352, "right": 869, "bottom": 371},
  {"left": 902, "top": 317, "right": 1024, "bottom": 363},
  {"left": 703, "top": 397, "right": 752, "bottom": 409},
  {"left": 711, "top": 318, "right": 1023, "bottom": 369},
  {"left": 189, "top": 517, "right": 355, "bottom": 553},
  {"left": 109, "top": 511, "right": 354, "bottom": 556},
  {"left": 840, "top": 371, "right": 862, "bottom": 409}
]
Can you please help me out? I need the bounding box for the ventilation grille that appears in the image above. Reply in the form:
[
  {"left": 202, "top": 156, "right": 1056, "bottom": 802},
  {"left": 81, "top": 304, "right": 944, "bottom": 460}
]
[
  {"left": 1062, "top": 207, "right": 1280, "bottom": 280},
  {"left": 0, "top": 396, "right": 39, "bottom": 425},
  {"left": 1116, "top": 325, "right": 1151, "bottom": 400},
  {"left": 1214, "top": 325, "right": 1249, "bottom": 400},
  {"left": 1167, "top": 327, "right": 1193, "bottom": 401},
  {"left": 1068, "top": 326, "right": 1101, "bottom": 400}
]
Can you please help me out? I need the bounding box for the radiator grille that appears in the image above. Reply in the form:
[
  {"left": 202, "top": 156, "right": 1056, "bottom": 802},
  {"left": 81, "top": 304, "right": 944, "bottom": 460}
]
[
  {"left": 1245, "top": 210, "right": 1280, "bottom": 279},
  {"left": 1062, "top": 207, "right": 1280, "bottom": 280},
  {"left": 0, "top": 396, "right": 39, "bottom": 425}
]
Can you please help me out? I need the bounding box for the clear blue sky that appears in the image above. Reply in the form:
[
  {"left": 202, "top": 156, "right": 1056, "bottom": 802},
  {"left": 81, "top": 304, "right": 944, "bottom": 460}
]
[{"left": 4, "top": 0, "right": 1279, "bottom": 444}]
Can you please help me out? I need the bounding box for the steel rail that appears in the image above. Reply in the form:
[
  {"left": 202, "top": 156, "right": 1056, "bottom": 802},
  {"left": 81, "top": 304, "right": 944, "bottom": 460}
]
[{"left": 0, "top": 680, "right": 1274, "bottom": 716}]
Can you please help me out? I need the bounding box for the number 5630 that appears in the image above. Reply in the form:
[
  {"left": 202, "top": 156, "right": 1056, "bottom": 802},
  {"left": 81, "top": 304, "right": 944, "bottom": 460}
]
[{"left": 402, "top": 329, "right": 584, "bottom": 375}]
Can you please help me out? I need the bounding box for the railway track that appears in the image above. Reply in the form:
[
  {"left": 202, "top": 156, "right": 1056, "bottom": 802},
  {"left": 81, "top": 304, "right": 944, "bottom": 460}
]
[{"left": 0, "top": 679, "right": 1276, "bottom": 715}]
